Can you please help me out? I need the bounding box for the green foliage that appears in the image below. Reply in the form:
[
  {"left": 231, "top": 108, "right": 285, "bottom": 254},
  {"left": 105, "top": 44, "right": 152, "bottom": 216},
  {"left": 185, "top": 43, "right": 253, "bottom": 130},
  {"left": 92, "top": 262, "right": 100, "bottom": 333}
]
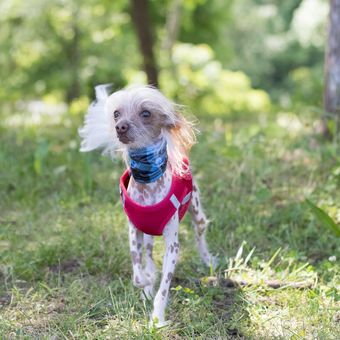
[
  {"left": 0, "top": 0, "right": 133, "bottom": 102},
  {"left": 33, "top": 139, "right": 50, "bottom": 175},
  {"left": 286, "top": 66, "right": 324, "bottom": 106},
  {"left": 306, "top": 199, "right": 340, "bottom": 237},
  {"left": 0, "top": 0, "right": 328, "bottom": 108},
  {"left": 205, "top": 0, "right": 326, "bottom": 105},
  {"left": 160, "top": 43, "right": 271, "bottom": 116}
]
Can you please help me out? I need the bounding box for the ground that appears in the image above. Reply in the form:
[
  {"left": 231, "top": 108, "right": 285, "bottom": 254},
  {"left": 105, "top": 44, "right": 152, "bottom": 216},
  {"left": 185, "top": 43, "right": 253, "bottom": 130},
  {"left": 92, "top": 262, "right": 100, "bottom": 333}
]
[{"left": 0, "top": 106, "right": 339, "bottom": 339}]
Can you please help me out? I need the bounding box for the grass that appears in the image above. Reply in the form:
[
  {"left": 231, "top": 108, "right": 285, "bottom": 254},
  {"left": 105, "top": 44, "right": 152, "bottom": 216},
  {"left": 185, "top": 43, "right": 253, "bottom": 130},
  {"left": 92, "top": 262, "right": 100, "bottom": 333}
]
[{"left": 0, "top": 105, "right": 339, "bottom": 339}]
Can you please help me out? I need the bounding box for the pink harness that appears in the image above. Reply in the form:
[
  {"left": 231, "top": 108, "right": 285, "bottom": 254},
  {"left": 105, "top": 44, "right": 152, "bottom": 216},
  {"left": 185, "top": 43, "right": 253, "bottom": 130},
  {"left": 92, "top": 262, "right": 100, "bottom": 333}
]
[{"left": 119, "top": 167, "right": 193, "bottom": 236}]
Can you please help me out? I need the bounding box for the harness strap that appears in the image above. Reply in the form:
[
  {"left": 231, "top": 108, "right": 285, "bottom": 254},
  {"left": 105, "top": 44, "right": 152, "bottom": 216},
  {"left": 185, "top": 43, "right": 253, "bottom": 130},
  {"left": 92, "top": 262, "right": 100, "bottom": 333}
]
[
  {"left": 170, "top": 192, "right": 192, "bottom": 210},
  {"left": 170, "top": 194, "right": 180, "bottom": 209},
  {"left": 182, "top": 192, "right": 192, "bottom": 205}
]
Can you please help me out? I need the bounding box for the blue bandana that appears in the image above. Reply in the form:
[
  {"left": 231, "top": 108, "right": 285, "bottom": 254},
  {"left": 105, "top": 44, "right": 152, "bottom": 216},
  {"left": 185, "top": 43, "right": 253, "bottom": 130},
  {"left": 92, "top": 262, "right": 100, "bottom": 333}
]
[{"left": 128, "top": 138, "right": 168, "bottom": 184}]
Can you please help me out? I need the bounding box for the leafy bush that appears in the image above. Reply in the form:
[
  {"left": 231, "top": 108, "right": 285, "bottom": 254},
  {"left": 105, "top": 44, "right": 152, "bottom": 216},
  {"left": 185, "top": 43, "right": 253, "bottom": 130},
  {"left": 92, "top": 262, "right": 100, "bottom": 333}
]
[
  {"left": 287, "top": 66, "right": 323, "bottom": 106},
  {"left": 160, "top": 43, "right": 271, "bottom": 116}
]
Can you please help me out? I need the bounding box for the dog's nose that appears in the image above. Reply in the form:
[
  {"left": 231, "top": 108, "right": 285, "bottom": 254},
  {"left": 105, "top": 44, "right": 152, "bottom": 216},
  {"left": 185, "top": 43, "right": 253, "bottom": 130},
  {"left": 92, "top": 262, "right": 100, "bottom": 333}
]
[{"left": 115, "top": 121, "right": 130, "bottom": 134}]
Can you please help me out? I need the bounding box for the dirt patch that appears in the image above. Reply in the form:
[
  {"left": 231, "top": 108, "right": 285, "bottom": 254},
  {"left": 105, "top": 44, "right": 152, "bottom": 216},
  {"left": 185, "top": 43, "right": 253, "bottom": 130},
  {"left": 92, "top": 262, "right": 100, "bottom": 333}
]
[
  {"left": 49, "top": 259, "right": 80, "bottom": 273},
  {"left": 0, "top": 295, "right": 11, "bottom": 307}
]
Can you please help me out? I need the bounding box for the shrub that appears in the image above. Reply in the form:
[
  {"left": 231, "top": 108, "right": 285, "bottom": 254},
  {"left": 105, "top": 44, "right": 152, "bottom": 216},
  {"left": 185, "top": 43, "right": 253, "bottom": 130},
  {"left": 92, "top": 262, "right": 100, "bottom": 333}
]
[{"left": 160, "top": 43, "right": 271, "bottom": 116}]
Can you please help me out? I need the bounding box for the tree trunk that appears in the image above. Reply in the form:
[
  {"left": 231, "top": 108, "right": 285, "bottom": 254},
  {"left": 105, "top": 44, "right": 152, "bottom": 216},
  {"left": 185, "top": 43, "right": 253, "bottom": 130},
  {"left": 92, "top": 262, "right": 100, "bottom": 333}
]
[
  {"left": 324, "top": 0, "right": 340, "bottom": 135},
  {"left": 130, "top": 0, "right": 158, "bottom": 87}
]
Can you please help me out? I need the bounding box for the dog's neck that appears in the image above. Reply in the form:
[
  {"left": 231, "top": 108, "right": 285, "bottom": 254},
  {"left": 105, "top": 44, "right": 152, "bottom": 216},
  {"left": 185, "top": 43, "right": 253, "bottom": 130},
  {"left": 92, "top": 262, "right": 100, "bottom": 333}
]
[
  {"left": 127, "top": 138, "right": 172, "bottom": 206},
  {"left": 128, "top": 138, "right": 168, "bottom": 185}
]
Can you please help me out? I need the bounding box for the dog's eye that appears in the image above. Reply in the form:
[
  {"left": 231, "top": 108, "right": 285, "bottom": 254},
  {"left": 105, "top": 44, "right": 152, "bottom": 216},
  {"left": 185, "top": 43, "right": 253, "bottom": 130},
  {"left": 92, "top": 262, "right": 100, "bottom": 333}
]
[
  {"left": 113, "top": 110, "right": 120, "bottom": 119},
  {"left": 140, "top": 110, "right": 151, "bottom": 118}
]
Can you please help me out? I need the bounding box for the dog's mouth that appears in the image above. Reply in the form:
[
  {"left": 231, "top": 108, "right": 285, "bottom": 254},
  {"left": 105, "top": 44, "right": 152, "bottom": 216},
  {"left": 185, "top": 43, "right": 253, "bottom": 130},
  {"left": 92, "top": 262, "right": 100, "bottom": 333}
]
[{"left": 117, "top": 134, "right": 134, "bottom": 144}]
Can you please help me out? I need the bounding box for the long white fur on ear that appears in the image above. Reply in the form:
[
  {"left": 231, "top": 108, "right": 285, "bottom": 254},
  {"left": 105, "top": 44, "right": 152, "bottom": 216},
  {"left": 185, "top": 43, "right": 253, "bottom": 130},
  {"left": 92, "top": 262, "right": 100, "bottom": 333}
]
[{"left": 78, "top": 84, "right": 117, "bottom": 156}]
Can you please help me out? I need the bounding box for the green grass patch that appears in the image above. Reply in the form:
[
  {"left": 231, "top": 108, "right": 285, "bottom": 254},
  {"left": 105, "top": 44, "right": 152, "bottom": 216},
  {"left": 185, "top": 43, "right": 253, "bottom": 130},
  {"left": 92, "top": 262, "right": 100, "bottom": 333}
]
[{"left": 0, "top": 108, "right": 339, "bottom": 338}]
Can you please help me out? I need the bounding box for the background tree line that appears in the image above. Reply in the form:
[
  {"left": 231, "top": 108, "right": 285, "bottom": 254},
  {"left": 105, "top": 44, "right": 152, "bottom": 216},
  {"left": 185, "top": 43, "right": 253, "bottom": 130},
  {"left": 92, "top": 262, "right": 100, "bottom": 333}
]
[{"left": 0, "top": 0, "right": 336, "bottom": 124}]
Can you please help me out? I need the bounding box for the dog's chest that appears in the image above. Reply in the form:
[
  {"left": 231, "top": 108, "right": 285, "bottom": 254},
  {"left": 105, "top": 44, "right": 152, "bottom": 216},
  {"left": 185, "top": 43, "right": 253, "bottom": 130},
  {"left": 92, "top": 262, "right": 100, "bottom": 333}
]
[{"left": 127, "top": 167, "right": 172, "bottom": 206}]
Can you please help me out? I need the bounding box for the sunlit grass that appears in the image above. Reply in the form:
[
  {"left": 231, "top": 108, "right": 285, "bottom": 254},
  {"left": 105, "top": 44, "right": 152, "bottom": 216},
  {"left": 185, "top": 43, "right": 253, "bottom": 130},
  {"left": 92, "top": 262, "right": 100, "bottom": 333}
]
[{"left": 0, "top": 107, "right": 339, "bottom": 338}]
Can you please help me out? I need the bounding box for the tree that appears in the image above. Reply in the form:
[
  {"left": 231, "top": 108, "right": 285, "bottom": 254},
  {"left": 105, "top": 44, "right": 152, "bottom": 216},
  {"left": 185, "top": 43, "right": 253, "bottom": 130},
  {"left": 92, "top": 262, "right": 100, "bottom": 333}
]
[
  {"left": 0, "top": 0, "right": 133, "bottom": 103},
  {"left": 324, "top": 0, "right": 340, "bottom": 135},
  {"left": 130, "top": 0, "right": 158, "bottom": 86}
]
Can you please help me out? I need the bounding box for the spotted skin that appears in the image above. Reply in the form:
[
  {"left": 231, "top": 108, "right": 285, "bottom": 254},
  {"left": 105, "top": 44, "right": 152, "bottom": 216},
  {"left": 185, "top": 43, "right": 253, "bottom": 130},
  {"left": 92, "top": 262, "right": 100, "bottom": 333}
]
[
  {"left": 128, "top": 222, "right": 150, "bottom": 288},
  {"left": 151, "top": 214, "right": 179, "bottom": 325},
  {"left": 142, "top": 233, "right": 156, "bottom": 299},
  {"left": 188, "top": 181, "right": 217, "bottom": 267}
]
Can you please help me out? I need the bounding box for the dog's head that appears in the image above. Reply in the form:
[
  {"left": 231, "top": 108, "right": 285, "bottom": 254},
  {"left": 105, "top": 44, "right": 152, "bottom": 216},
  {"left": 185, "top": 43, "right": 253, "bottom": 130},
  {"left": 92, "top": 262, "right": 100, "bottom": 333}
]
[
  {"left": 79, "top": 85, "right": 195, "bottom": 173},
  {"left": 106, "top": 86, "right": 178, "bottom": 148}
]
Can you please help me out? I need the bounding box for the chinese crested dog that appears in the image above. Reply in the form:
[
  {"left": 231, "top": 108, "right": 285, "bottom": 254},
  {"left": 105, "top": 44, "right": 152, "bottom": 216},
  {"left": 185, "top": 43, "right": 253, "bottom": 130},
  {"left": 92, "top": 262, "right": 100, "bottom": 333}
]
[{"left": 79, "top": 85, "right": 215, "bottom": 326}]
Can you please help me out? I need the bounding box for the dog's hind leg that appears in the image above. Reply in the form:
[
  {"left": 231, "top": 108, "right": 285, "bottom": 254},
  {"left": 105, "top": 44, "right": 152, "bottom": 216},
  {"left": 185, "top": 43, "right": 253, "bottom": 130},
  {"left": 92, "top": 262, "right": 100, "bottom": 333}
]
[
  {"left": 128, "top": 222, "right": 150, "bottom": 288},
  {"left": 151, "top": 214, "right": 179, "bottom": 327},
  {"left": 142, "top": 234, "right": 157, "bottom": 299},
  {"left": 188, "top": 181, "right": 217, "bottom": 268}
]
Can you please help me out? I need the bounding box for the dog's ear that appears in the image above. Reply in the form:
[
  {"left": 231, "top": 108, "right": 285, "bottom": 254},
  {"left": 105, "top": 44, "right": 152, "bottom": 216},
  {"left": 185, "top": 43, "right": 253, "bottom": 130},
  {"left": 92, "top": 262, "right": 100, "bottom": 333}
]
[
  {"left": 162, "top": 112, "right": 180, "bottom": 130},
  {"left": 79, "top": 84, "right": 118, "bottom": 156}
]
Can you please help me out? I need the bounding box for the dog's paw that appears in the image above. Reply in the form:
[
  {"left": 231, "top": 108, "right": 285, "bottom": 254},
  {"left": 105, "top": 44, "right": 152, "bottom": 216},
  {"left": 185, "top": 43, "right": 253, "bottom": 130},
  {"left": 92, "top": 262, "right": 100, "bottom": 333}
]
[{"left": 149, "top": 316, "right": 171, "bottom": 329}]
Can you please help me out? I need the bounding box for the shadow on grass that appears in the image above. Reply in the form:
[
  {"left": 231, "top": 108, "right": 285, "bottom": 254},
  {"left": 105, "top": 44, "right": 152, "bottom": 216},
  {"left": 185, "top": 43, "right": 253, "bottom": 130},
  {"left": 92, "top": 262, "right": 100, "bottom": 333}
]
[{"left": 169, "top": 275, "right": 249, "bottom": 338}]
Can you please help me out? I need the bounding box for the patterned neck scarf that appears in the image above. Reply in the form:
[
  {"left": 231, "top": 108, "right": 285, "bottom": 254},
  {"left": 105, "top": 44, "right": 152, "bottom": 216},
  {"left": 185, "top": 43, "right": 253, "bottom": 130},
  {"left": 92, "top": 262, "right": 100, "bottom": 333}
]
[{"left": 128, "top": 138, "right": 168, "bottom": 184}]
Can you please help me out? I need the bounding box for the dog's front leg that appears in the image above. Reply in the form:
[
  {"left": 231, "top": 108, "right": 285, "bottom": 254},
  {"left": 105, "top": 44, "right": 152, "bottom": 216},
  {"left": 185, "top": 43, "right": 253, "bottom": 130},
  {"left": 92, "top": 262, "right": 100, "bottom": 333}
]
[
  {"left": 151, "top": 215, "right": 179, "bottom": 327},
  {"left": 128, "top": 222, "right": 150, "bottom": 288}
]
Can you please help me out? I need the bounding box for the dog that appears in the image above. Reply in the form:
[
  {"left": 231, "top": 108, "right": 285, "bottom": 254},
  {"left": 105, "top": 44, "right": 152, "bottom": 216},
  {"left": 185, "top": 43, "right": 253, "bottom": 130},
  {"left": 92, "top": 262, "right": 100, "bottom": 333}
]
[{"left": 79, "top": 84, "right": 215, "bottom": 327}]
